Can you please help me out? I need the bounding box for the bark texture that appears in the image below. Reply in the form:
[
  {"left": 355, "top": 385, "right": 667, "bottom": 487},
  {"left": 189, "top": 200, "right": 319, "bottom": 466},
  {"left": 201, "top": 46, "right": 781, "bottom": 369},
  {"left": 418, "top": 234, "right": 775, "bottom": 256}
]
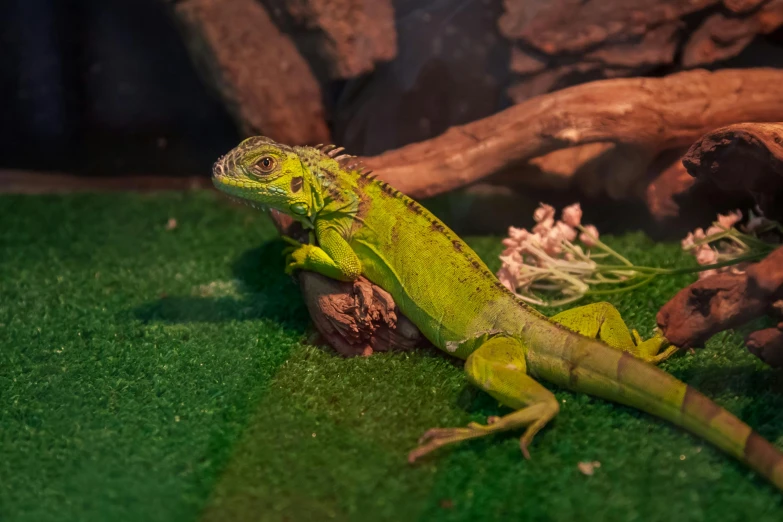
[
  {"left": 361, "top": 68, "right": 783, "bottom": 201},
  {"left": 657, "top": 246, "right": 783, "bottom": 366},
  {"left": 261, "top": 0, "right": 397, "bottom": 79},
  {"left": 499, "top": 0, "right": 783, "bottom": 104},
  {"left": 682, "top": 122, "right": 783, "bottom": 221},
  {"left": 682, "top": 0, "right": 783, "bottom": 67},
  {"left": 168, "top": 0, "right": 330, "bottom": 144},
  {"left": 300, "top": 272, "right": 424, "bottom": 356}
]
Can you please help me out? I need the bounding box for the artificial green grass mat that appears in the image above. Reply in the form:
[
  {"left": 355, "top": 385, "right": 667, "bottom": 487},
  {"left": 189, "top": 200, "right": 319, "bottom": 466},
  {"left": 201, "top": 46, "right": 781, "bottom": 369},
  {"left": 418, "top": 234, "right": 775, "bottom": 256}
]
[{"left": 2, "top": 191, "right": 782, "bottom": 522}]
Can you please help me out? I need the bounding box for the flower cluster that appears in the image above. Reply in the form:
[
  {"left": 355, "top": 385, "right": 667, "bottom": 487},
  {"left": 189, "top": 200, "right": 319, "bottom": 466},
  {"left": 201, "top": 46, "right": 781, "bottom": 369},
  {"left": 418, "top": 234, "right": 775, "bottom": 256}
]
[
  {"left": 497, "top": 203, "right": 626, "bottom": 306},
  {"left": 497, "top": 203, "right": 779, "bottom": 307},
  {"left": 681, "top": 209, "right": 777, "bottom": 279}
]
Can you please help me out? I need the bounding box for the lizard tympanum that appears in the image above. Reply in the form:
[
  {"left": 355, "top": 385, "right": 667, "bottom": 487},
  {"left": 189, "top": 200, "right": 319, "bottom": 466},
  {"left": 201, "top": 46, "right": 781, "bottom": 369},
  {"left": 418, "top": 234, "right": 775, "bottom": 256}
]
[{"left": 212, "top": 136, "right": 783, "bottom": 491}]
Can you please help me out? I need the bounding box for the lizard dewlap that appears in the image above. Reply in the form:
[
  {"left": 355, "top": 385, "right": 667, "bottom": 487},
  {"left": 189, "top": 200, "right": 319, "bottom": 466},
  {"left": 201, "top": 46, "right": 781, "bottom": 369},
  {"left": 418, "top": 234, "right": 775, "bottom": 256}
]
[{"left": 213, "top": 136, "right": 783, "bottom": 492}]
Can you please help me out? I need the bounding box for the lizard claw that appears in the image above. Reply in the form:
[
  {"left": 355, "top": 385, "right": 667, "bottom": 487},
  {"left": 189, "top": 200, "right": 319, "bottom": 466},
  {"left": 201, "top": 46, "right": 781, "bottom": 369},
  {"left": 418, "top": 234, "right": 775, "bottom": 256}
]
[
  {"left": 519, "top": 439, "right": 532, "bottom": 460},
  {"left": 409, "top": 423, "right": 492, "bottom": 463},
  {"left": 417, "top": 427, "right": 469, "bottom": 445}
]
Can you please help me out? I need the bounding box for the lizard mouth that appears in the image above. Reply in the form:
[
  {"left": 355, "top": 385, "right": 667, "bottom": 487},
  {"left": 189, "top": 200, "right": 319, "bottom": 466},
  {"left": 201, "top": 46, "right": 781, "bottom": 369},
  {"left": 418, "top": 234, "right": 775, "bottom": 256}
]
[
  {"left": 210, "top": 152, "right": 271, "bottom": 212},
  {"left": 225, "top": 194, "right": 269, "bottom": 212}
]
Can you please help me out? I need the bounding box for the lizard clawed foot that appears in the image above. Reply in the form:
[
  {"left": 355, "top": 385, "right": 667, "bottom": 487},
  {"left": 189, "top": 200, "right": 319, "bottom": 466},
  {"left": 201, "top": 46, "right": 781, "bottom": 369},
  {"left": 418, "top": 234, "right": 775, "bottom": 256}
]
[
  {"left": 649, "top": 344, "right": 680, "bottom": 364},
  {"left": 408, "top": 403, "right": 557, "bottom": 463},
  {"left": 629, "top": 328, "right": 680, "bottom": 365},
  {"left": 281, "top": 236, "right": 302, "bottom": 259},
  {"left": 280, "top": 238, "right": 317, "bottom": 275},
  {"left": 408, "top": 422, "right": 493, "bottom": 463}
]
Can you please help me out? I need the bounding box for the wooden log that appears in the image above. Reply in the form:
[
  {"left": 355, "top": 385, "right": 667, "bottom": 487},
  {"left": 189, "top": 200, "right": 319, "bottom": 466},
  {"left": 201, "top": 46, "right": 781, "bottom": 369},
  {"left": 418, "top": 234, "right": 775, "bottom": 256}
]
[
  {"left": 682, "top": 122, "right": 783, "bottom": 221},
  {"left": 299, "top": 272, "right": 424, "bottom": 356},
  {"left": 657, "top": 246, "right": 783, "bottom": 353},
  {"left": 746, "top": 326, "right": 783, "bottom": 367},
  {"left": 361, "top": 68, "right": 783, "bottom": 200}
]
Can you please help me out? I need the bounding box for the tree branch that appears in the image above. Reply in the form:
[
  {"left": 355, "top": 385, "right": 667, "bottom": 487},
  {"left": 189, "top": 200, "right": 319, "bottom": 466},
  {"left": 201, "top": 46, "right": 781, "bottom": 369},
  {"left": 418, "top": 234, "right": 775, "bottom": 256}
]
[{"left": 362, "top": 68, "right": 783, "bottom": 200}]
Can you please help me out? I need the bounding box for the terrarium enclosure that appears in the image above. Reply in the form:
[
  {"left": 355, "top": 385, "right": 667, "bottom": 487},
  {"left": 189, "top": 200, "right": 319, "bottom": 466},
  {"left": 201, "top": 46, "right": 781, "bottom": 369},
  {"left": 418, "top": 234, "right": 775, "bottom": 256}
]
[{"left": 2, "top": 0, "right": 783, "bottom": 520}]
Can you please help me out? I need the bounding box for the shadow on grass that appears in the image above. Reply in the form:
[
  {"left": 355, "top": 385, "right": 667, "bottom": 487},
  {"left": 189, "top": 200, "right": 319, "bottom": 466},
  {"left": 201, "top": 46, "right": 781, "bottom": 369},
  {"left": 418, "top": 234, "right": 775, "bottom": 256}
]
[{"left": 134, "top": 240, "right": 310, "bottom": 331}]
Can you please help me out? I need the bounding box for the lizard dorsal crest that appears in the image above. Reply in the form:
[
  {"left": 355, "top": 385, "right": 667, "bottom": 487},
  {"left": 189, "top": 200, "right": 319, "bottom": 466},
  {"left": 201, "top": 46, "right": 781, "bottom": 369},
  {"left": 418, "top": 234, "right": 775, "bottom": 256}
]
[{"left": 314, "top": 144, "right": 374, "bottom": 178}]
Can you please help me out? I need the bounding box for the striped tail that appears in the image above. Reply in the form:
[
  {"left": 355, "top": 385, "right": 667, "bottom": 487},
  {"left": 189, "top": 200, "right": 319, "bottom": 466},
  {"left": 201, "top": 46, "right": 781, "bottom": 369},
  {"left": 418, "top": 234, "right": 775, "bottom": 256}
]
[{"left": 567, "top": 344, "right": 783, "bottom": 491}]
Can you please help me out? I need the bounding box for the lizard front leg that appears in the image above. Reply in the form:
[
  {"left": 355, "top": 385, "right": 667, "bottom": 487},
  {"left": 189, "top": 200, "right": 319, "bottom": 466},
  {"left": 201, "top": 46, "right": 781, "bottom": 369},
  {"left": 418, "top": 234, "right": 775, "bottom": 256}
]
[
  {"left": 550, "top": 302, "right": 678, "bottom": 364},
  {"left": 283, "top": 223, "right": 361, "bottom": 282},
  {"left": 408, "top": 336, "right": 559, "bottom": 462}
]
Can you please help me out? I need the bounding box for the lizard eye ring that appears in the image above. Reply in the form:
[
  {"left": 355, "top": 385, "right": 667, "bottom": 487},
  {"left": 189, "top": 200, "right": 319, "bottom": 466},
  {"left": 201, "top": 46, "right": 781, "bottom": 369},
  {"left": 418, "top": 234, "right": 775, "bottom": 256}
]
[{"left": 254, "top": 156, "right": 276, "bottom": 174}]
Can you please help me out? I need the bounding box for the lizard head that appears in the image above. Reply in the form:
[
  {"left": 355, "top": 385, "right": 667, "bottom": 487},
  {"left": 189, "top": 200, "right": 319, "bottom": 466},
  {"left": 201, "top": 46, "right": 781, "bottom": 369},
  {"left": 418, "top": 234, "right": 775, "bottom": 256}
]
[{"left": 212, "top": 136, "right": 319, "bottom": 222}]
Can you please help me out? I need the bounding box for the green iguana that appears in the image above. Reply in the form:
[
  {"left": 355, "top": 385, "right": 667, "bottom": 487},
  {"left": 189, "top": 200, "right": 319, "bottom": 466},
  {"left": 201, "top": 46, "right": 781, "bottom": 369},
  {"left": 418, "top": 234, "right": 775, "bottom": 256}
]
[{"left": 213, "top": 136, "right": 783, "bottom": 491}]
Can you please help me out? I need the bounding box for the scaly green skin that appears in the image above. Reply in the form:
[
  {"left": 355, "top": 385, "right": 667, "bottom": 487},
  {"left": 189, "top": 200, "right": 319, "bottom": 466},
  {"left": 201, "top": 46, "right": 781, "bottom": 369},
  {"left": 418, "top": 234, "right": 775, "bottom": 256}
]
[{"left": 213, "top": 136, "right": 783, "bottom": 491}]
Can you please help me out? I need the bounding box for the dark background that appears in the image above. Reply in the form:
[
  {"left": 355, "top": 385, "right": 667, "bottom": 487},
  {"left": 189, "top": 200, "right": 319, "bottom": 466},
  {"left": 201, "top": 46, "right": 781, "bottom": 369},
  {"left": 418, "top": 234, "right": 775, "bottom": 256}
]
[
  {"left": 0, "top": 0, "right": 239, "bottom": 177},
  {"left": 2, "top": 0, "right": 783, "bottom": 183},
  {"left": 0, "top": 0, "right": 513, "bottom": 178}
]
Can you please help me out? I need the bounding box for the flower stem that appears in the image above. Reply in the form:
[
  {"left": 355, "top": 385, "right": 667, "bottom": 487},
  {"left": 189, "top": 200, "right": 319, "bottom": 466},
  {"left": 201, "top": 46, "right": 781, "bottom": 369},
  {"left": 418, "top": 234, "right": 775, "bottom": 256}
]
[
  {"left": 575, "top": 225, "right": 633, "bottom": 266},
  {"left": 592, "top": 250, "right": 768, "bottom": 276},
  {"left": 585, "top": 275, "right": 657, "bottom": 296}
]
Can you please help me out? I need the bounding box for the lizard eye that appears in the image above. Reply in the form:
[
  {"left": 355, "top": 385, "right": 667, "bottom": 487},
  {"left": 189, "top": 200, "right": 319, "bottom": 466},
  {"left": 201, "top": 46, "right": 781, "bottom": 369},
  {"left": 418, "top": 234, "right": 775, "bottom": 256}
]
[{"left": 254, "top": 156, "right": 276, "bottom": 174}]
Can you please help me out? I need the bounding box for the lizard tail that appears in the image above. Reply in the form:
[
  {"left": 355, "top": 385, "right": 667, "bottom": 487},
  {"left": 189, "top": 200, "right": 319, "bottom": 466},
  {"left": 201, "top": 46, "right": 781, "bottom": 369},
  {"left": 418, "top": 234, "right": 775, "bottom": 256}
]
[{"left": 575, "top": 348, "right": 783, "bottom": 491}]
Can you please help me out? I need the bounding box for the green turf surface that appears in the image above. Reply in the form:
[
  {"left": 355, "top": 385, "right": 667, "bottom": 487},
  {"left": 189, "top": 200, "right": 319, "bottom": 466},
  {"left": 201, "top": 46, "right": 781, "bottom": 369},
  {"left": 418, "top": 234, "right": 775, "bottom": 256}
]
[{"left": 2, "top": 191, "right": 782, "bottom": 522}]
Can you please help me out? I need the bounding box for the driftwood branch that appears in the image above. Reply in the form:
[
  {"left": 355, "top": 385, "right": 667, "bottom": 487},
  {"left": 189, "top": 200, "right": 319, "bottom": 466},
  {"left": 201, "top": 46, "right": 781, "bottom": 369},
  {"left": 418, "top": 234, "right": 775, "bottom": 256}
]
[
  {"left": 299, "top": 272, "right": 425, "bottom": 356},
  {"left": 682, "top": 122, "right": 783, "bottom": 221},
  {"left": 657, "top": 246, "right": 783, "bottom": 366},
  {"left": 644, "top": 149, "right": 755, "bottom": 223},
  {"left": 747, "top": 325, "right": 783, "bottom": 368},
  {"left": 362, "top": 68, "right": 783, "bottom": 200}
]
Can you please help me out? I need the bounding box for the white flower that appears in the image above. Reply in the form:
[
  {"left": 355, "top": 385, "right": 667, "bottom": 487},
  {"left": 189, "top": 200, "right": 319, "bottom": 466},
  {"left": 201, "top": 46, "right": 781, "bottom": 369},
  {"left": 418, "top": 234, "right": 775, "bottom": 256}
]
[
  {"left": 681, "top": 232, "right": 696, "bottom": 251},
  {"left": 496, "top": 202, "right": 610, "bottom": 304},
  {"left": 533, "top": 217, "right": 554, "bottom": 236},
  {"left": 542, "top": 230, "right": 563, "bottom": 256},
  {"left": 579, "top": 225, "right": 600, "bottom": 247},
  {"left": 717, "top": 210, "right": 742, "bottom": 229},
  {"left": 521, "top": 232, "right": 544, "bottom": 254},
  {"left": 497, "top": 265, "right": 518, "bottom": 291},
  {"left": 508, "top": 226, "right": 529, "bottom": 242},
  {"left": 533, "top": 203, "right": 555, "bottom": 223},
  {"left": 502, "top": 238, "right": 520, "bottom": 250},
  {"left": 695, "top": 245, "right": 717, "bottom": 266},
  {"left": 554, "top": 221, "right": 577, "bottom": 242},
  {"left": 705, "top": 225, "right": 724, "bottom": 237},
  {"left": 561, "top": 203, "right": 582, "bottom": 227}
]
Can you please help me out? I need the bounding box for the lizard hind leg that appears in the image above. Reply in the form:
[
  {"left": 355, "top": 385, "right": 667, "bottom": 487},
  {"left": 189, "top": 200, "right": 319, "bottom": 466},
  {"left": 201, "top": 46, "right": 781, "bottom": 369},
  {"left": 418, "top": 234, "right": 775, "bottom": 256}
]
[
  {"left": 550, "top": 301, "right": 678, "bottom": 365},
  {"left": 408, "top": 336, "right": 559, "bottom": 463}
]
